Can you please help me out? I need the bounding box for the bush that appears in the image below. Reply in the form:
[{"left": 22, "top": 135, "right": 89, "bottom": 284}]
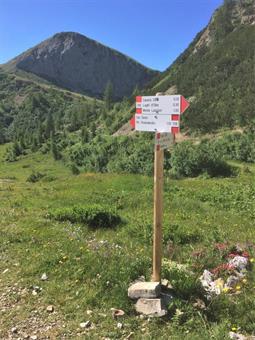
[
  {"left": 26, "top": 171, "right": 45, "bottom": 183},
  {"left": 170, "top": 141, "right": 235, "bottom": 178},
  {"left": 69, "top": 163, "right": 80, "bottom": 175},
  {"left": 49, "top": 204, "right": 122, "bottom": 228}
]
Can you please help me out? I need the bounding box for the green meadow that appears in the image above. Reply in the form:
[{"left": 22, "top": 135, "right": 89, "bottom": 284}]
[{"left": 0, "top": 144, "right": 255, "bottom": 339}]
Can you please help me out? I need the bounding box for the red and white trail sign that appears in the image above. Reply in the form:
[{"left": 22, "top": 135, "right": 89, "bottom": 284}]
[
  {"left": 131, "top": 114, "right": 180, "bottom": 133},
  {"left": 130, "top": 94, "right": 189, "bottom": 134},
  {"left": 136, "top": 95, "right": 189, "bottom": 115}
]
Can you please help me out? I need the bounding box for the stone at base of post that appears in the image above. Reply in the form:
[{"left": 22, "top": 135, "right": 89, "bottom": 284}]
[
  {"left": 128, "top": 281, "right": 173, "bottom": 317},
  {"left": 128, "top": 282, "right": 161, "bottom": 299},
  {"left": 135, "top": 298, "right": 167, "bottom": 317}
]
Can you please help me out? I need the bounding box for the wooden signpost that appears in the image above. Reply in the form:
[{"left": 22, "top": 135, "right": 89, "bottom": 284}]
[{"left": 130, "top": 93, "right": 190, "bottom": 282}]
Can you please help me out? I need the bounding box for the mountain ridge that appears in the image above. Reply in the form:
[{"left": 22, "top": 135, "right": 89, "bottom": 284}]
[{"left": 3, "top": 31, "right": 159, "bottom": 98}]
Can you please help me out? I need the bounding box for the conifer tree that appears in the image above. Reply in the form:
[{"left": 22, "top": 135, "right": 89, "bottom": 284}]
[
  {"left": 81, "top": 126, "right": 89, "bottom": 144},
  {"left": 45, "top": 112, "right": 55, "bottom": 138},
  {"left": 104, "top": 81, "right": 113, "bottom": 111},
  {"left": 51, "top": 132, "right": 61, "bottom": 160}
]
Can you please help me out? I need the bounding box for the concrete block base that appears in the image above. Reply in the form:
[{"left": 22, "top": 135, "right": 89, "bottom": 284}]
[
  {"left": 128, "top": 282, "right": 161, "bottom": 299},
  {"left": 135, "top": 298, "right": 167, "bottom": 317}
]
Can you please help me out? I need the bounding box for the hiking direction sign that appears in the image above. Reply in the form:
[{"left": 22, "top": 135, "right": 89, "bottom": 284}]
[
  {"left": 129, "top": 94, "right": 190, "bottom": 283},
  {"left": 130, "top": 95, "right": 189, "bottom": 134}
]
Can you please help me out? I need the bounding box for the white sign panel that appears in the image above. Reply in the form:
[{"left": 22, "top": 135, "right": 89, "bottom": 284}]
[
  {"left": 135, "top": 114, "right": 179, "bottom": 132},
  {"left": 136, "top": 95, "right": 181, "bottom": 115},
  {"left": 155, "top": 133, "right": 175, "bottom": 150}
]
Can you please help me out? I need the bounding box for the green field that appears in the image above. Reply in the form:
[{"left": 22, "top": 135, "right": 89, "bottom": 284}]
[{"left": 0, "top": 144, "right": 255, "bottom": 339}]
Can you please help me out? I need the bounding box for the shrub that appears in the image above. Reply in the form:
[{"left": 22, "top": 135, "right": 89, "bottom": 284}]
[
  {"left": 69, "top": 163, "right": 80, "bottom": 175},
  {"left": 49, "top": 204, "right": 122, "bottom": 228},
  {"left": 164, "top": 224, "right": 202, "bottom": 245},
  {"left": 170, "top": 141, "right": 235, "bottom": 178},
  {"left": 26, "top": 171, "right": 45, "bottom": 183}
]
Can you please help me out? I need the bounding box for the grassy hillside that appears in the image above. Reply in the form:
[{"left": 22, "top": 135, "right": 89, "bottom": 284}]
[
  {"left": 0, "top": 67, "right": 102, "bottom": 145},
  {"left": 0, "top": 145, "right": 255, "bottom": 339},
  {"left": 147, "top": 1, "right": 255, "bottom": 132}
]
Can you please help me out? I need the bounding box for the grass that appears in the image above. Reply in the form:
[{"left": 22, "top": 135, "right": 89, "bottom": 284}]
[{"left": 0, "top": 144, "right": 255, "bottom": 339}]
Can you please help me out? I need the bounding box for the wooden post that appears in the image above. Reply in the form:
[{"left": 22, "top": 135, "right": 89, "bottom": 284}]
[{"left": 152, "top": 140, "right": 164, "bottom": 282}]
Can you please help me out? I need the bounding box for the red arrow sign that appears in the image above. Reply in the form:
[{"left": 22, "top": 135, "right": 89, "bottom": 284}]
[
  {"left": 180, "top": 96, "right": 190, "bottom": 114},
  {"left": 130, "top": 116, "right": 136, "bottom": 129}
]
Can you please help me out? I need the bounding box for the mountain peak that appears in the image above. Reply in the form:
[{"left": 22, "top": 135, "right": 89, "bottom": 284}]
[{"left": 4, "top": 32, "right": 158, "bottom": 98}]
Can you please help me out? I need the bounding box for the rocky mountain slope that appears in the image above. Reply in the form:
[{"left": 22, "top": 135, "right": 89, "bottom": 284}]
[
  {"left": 3, "top": 32, "right": 158, "bottom": 98},
  {"left": 145, "top": 0, "right": 255, "bottom": 132}
]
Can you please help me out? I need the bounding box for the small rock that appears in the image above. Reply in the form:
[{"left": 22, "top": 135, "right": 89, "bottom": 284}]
[
  {"left": 229, "top": 331, "right": 247, "bottom": 340},
  {"left": 98, "top": 313, "right": 107, "bottom": 318},
  {"left": 80, "top": 321, "right": 91, "bottom": 328},
  {"left": 161, "top": 279, "right": 169, "bottom": 287},
  {"left": 193, "top": 298, "right": 206, "bottom": 310},
  {"left": 23, "top": 334, "right": 29, "bottom": 339},
  {"left": 30, "top": 336, "right": 38, "bottom": 340},
  {"left": 111, "top": 308, "right": 125, "bottom": 318},
  {"left": 226, "top": 275, "right": 240, "bottom": 288},
  {"left": 32, "top": 290, "right": 37, "bottom": 296},
  {"left": 41, "top": 273, "right": 48, "bottom": 281},
  {"left": 11, "top": 327, "right": 18, "bottom": 334},
  {"left": 117, "top": 322, "right": 123, "bottom": 329},
  {"left": 46, "top": 305, "right": 54, "bottom": 313},
  {"left": 86, "top": 310, "right": 93, "bottom": 315}
]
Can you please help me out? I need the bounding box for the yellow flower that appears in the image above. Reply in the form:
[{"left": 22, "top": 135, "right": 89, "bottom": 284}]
[
  {"left": 231, "top": 327, "right": 237, "bottom": 331},
  {"left": 236, "top": 285, "right": 241, "bottom": 290},
  {"left": 242, "top": 279, "right": 247, "bottom": 284},
  {"left": 223, "top": 287, "right": 229, "bottom": 293},
  {"left": 80, "top": 246, "right": 84, "bottom": 251},
  {"left": 250, "top": 258, "right": 255, "bottom": 263},
  {"left": 63, "top": 255, "right": 68, "bottom": 261}
]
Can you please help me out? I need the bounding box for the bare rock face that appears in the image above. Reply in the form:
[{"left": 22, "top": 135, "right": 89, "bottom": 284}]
[{"left": 7, "top": 32, "right": 158, "bottom": 98}]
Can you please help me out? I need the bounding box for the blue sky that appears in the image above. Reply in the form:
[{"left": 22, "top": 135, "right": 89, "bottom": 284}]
[{"left": 0, "top": 0, "right": 223, "bottom": 71}]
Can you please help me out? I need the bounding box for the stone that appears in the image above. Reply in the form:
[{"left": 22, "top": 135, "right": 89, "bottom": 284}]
[
  {"left": 30, "top": 336, "right": 38, "bottom": 340},
  {"left": 11, "top": 327, "right": 18, "bottom": 334},
  {"left": 111, "top": 308, "right": 125, "bottom": 318},
  {"left": 46, "top": 305, "right": 54, "bottom": 313},
  {"left": 229, "top": 331, "right": 247, "bottom": 340},
  {"left": 41, "top": 273, "right": 48, "bottom": 281},
  {"left": 128, "top": 282, "right": 161, "bottom": 299},
  {"left": 135, "top": 298, "right": 167, "bottom": 317},
  {"left": 80, "top": 321, "right": 91, "bottom": 328}
]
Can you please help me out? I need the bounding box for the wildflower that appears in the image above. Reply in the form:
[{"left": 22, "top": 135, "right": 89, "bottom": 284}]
[
  {"left": 62, "top": 256, "right": 68, "bottom": 261},
  {"left": 235, "top": 285, "right": 241, "bottom": 290},
  {"left": 242, "top": 251, "right": 249, "bottom": 258},
  {"left": 231, "top": 327, "right": 237, "bottom": 331},
  {"left": 250, "top": 258, "right": 255, "bottom": 263},
  {"left": 223, "top": 287, "right": 229, "bottom": 293},
  {"left": 242, "top": 278, "right": 247, "bottom": 284}
]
